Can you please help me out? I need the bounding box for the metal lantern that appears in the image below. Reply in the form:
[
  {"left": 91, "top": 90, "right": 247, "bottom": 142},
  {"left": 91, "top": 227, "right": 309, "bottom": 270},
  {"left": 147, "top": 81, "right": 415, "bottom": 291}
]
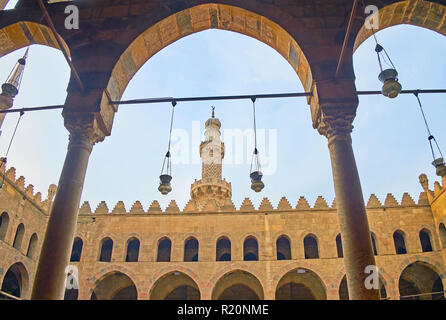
[
  {"left": 375, "top": 43, "right": 401, "bottom": 98},
  {"left": 158, "top": 101, "right": 176, "bottom": 195},
  {"left": 250, "top": 170, "right": 264, "bottom": 193},
  {"left": 158, "top": 173, "right": 172, "bottom": 195},
  {"left": 378, "top": 68, "right": 402, "bottom": 99},
  {"left": 249, "top": 97, "right": 265, "bottom": 193},
  {"left": 432, "top": 158, "right": 446, "bottom": 177}
]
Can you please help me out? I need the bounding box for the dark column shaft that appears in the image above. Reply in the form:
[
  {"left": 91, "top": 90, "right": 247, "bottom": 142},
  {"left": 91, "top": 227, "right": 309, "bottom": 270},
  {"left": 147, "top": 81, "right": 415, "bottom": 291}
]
[{"left": 31, "top": 132, "right": 93, "bottom": 300}]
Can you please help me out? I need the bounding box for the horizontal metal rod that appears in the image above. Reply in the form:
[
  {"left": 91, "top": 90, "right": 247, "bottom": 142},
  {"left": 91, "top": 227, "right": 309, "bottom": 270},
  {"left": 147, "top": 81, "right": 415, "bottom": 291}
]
[
  {"left": 110, "top": 92, "right": 313, "bottom": 105},
  {"left": 1, "top": 88, "right": 446, "bottom": 114}
]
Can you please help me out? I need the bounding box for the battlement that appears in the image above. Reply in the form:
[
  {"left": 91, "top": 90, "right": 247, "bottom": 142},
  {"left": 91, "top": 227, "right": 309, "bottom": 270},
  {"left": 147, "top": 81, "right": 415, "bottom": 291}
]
[
  {"left": 0, "top": 165, "right": 56, "bottom": 213},
  {"left": 78, "top": 192, "right": 430, "bottom": 216},
  {"left": 419, "top": 173, "right": 446, "bottom": 203}
]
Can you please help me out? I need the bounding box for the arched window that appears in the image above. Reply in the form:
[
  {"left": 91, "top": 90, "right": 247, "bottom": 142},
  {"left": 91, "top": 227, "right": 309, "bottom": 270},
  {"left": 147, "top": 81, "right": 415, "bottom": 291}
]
[
  {"left": 439, "top": 223, "right": 446, "bottom": 249},
  {"left": 276, "top": 235, "right": 291, "bottom": 260},
  {"left": 12, "top": 223, "right": 25, "bottom": 251},
  {"left": 216, "top": 237, "right": 231, "bottom": 261},
  {"left": 304, "top": 234, "right": 319, "bottom": 259},
  {"left": 184, "top": 237, "right": 199, "bottom": 262},
  {"left": 371, "top": 232, "right": 378, "bottom": 256},
  {"left": 126, "top": 238, "right": 140, "bottom": 262},
  {"left": 99, "top": 238, "right": 113, "bottom": 262},
  {"left": 0, "top": 212, "right": 9, "bottom": 241},
  {"left": 26, "top": 233, "right": 38, "bottom": 259},
  {"left": 243, "top": 236, "right": 259, "bottom": 261},
  {"left": 393, "top": 230, "right": 407, "bottom": 254},
  {"left": 419, "top": 229, "right": 433, "bottom": 252},
  {"left": 336, "top": 234, "right": 343, "bottom": 258},
  {"left": 157, "top": 237, "right": 171, "bottom": 262},
  {"left": 70, "top": 237, "right": 83, "bottom": 262}
]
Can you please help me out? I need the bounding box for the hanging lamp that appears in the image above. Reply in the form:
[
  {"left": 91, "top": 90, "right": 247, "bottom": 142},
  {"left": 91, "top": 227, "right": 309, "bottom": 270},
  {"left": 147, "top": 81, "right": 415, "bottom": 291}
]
[
  {"left": 158, "top": 101, "right": 176, "bottom": 195},
  {"left": 249, "top": 97, "right": 264, "bottom": 192},
  {"left": 372, "top": 32, "right": 401, "bottom": 98},
  {"left": 414, "top": 91, "right": 446, "bottom": 177}
]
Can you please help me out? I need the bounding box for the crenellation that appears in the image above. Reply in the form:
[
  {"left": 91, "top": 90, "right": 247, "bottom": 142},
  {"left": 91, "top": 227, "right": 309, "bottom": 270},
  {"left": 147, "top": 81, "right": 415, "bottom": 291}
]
[
  {"left": 16, "top": 176, "right": 25, "bottom": 191},
  {"left": 331, "top": 197, "right": 336, "bottom": 209},
  {"left": 296, "top": 196, "right": 311, "bottom": 210},
  {"left": 239, "top": 197, "right": 255, "bottom": 212},
  {"left": 277, "top": 197, "right": 292, "bottom": 210},
  {"left": 95, "top": 201, "right": 109, "bottom": 215},
  {"left": 165, "top": 200, "right": 180, "bottom": 214},
  {"left": 148, "top": 200, "right": 162, "bottom": 214},
  {"left": 418, "top": 191, "right": 430, "bottom": 205},
  {"left": 33, "top": 192, "right": 42, "bottom": 205},
  {"left": 221, "top": 198, "right": 236, "bottom": 212},
  {"left": 434, "top": 181, "right": 442, "bottom": 196},
  {"left": 401, "top": 192, "right": 416, "bottom": 206},
  {"left": 313, "top": 196, "right": 329, "bottom": 209},
  {"left": 25, "top": 184, "right": 34, "bottom": 198},
  {"left": 5, "top": 167, "right": 16, "bottom": 181},
  {"left": 384, "top": 193, "right": 399, "bottom": 207},
  {"left": 112, "top": 201, "right": 126, "bottom": 214},
  {"left": 79, "top": 201, "right": 92, "bottom": 215},
  {"left": 183, "top": 200, "right": 198, "bottom": 213},
  {"left": 258, "top": 197, "right": 274, "bottom": 211},
  {"left": 130, "top": 201, "right": 145, "bottom": 214}
]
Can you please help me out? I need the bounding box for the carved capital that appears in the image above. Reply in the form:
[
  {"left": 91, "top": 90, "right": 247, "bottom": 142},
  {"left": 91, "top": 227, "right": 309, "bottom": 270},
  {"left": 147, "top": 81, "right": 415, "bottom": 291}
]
[
  {"left": 64, "top": 113, "right": 105, "bottom": 152},
  {"left": 316, "top": 106, "right": 356, "bottom": 144}
]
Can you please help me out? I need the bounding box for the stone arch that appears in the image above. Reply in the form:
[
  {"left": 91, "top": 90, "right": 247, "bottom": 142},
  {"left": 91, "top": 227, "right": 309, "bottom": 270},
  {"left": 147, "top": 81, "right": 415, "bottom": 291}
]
[
  {"left": 149, "top": 271, "right": 201, "bottom": 300},
  {"left": 0, "top": 21, "right": 69, "bottom": 59},
  {"left": 243, "top": 235, "right": 259, "bottom": 261},
  {"left": 354, "top": 0, "right": 446, "bottom": 52},
  {"left": 439, "top": 222, "right": 446, "bottom": 249},
  {"left": 98, "top": 237, "right": 113, "bottom": 262},
  {"left": 419, "top": 228, "right": 434, "bottom": 252},
  {"left": 398, "top": 260, "right": 445, "bottom": 300},
  {"left": 212, "top": 269, "right": 264, "bottom": 300},
  {"left": 0, "top": 262, "right": 29, "bottom": 299},
  {"left": 70, "top": 237, "right": 83, "bottom": 262},
  {"left": 26, "top": 233, "right": 38, "bottom": 259},
  {"left": 370, "top": 232, "right": 379, "bottom": 255},
  {"left": 336, "top": 233, "right": 343, "bottom": 258},
  {"left": 184, "top": 236, "right": 199, "bottom": 262},
  {"left": 275, "top": 268, "right": 327, "bottom": 300},
  {"left": 90, "top": 271, "right": 138, "bottom": 300},
  {"left": 0, "top": 211, "right": 9, "bottom": 241},
  {"left": 157, "top": 236, "right": 172, "bottom": 262},
  {"left": 303, "top": 233, "right": 319, "bottom": 259},
  {"left": 102, "top": 3, "right": 313, "bottom": 108},
  {"left": 12, "top": 222, "right": 24, "bottom": 251},
  {"left": 216, "top": 235, "right": 231, "bottom": 261},
  {"left": 276, "top": 234, "right": 292, "bottom": 260},
  {"left": 125, "top": 237, "right": 140, "bottom": 262},
  {"left": 393, "top": 229, "right": 408, "bottom": 254}
]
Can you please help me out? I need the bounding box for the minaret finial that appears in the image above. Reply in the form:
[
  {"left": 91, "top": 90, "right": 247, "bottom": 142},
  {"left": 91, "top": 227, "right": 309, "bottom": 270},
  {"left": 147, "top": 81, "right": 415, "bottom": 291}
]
[{"left": 211, "top": 106, "right": 215, "bottom": 118}]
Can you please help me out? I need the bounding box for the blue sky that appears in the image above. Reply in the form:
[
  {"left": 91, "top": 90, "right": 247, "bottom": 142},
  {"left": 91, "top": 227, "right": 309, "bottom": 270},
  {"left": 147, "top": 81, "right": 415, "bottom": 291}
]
[{"left": 0, "top": 5, "right": 445, "bottom": 212}]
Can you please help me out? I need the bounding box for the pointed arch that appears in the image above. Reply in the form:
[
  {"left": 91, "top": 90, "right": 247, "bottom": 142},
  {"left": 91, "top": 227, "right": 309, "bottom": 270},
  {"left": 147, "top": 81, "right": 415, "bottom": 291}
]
[
  {"left": 184, "top": 237, "right": 199, "bottom": 262},
  {"left": 70, "top": 237, "right": 83, "bottom": 262},
  {"left": 126, "top": 237, "right": 140, "bottom": 262},
  {"left": 12, "top": 223, "right": 24, "bottom": 251},
  {"left": 276, "top": 235, "right": 291, "bottom": 260},
  {"left": 336, "top": 233, "right": 343, "bottom": 258},
  {"left": 393, "top": 230, "right": 407, "bottom": 254},
  {"left": 419, "top": 228, "right": 433, "bottom": 252},
  {"left": 303, "top": 234, "right": 319, "bottom": 259},
  {"left": 216, "top": 236, "right": 231, "bottom": 261},
  {"left": 243, "top": 236, "right": 259, "bottom": 261},
  {"left": 0, "top": 211, "right": 9, "bottom": 241},
  {"left": 157, "top": 237, "right": 172, "bottom": 262},
  {"left": 98, "top": 237, "right": 113, "bottom": 262},
  {"left": 26, "top": 233, "right": 38, "bottom": 259}
]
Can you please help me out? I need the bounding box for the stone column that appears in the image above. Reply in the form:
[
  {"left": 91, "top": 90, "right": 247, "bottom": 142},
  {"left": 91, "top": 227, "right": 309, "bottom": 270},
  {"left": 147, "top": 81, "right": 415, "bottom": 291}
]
[
  {"left": 318, "top": 107, "right": 380, "bottom": 300},
  {"left": 31, "top": 113, "right": 101, "bottom": 300}
]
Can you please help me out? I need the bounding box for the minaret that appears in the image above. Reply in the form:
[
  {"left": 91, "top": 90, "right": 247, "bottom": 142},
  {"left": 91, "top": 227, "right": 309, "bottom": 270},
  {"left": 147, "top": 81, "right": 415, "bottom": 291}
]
[
  {"left": 191, "top": 107, "right": 232, "bottom": 211},
  {"left": 0, "top": 48, "right": 29, "bottom": 136}
]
